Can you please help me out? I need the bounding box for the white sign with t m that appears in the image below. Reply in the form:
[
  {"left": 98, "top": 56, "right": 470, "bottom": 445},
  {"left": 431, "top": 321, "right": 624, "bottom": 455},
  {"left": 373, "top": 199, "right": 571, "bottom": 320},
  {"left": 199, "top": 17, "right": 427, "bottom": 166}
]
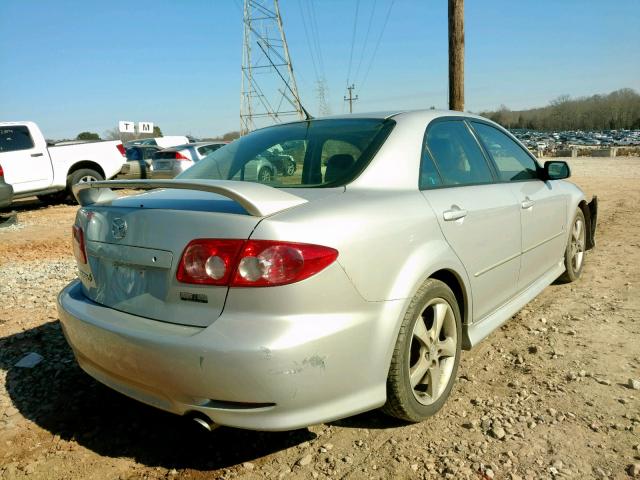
[
  {"left": 139, "top": 122, "right": 154, "bottom": 134},
  {"left": 119, "top": 121, "right": 135, "bottom": 133}
]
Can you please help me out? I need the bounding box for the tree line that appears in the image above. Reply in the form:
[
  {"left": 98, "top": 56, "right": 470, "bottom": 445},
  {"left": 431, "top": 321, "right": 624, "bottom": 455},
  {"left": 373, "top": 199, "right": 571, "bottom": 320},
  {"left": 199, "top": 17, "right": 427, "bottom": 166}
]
[{"left": 479, "top": 88, "right": 640, "bottom": 131}]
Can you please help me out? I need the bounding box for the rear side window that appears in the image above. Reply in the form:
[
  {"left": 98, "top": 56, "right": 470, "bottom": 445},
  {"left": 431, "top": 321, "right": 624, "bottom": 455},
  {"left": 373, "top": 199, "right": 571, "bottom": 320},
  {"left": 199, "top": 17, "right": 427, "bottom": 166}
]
[
  {"left": 471, "top": 122, "right": 539, "bottom": 181},
  {"left": 425, "top": 121, "right": 493, "bottom": 186},
  {"left": 0, "top": 126, "right": 34, "bottom": 153},
  {"left": 179, "top": 119, "right": 395, "bottom": 188}
]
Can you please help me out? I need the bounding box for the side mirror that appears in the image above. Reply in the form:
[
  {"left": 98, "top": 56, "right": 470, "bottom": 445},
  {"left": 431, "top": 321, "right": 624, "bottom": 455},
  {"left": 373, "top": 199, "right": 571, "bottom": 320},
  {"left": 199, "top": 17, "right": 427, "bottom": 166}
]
[{"left": 543, "top": 161, "right": 570, "bottom": 180}]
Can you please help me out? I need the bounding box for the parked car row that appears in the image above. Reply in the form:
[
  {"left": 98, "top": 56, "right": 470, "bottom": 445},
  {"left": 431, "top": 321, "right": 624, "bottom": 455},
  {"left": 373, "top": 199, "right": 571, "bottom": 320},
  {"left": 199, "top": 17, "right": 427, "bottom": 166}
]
[
  {"left": 512, "top": 128, "right": 640, "bottom": 151},
  {"left": 118, "top": 142, "right": 229, "bottom": 179}
]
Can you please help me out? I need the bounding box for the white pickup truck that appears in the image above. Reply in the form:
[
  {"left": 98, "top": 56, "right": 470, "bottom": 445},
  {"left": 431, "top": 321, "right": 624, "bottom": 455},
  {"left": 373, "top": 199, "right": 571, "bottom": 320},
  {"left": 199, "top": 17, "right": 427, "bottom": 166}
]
[{"left": 0, "top": 121, "right": 126, "bottom": 204}]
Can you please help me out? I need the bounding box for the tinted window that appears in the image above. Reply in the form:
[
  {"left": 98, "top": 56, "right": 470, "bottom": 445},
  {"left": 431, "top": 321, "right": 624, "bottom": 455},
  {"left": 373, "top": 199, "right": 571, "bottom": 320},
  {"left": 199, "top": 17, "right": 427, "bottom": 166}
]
[
  {"left": 425, "top": 121, "right": 493, "bottom": 186},
  {"left": 198, "top": 145, "right": 223, "bottom": 156},
  {"left": 0, "top": 126, "right": 34, "bottom": 153},
  {"left": 419, "top": 152, "right": 442, "bottom": 188},
  {"left": 179, "top": 119, "right": 395, "bottom": 187},
  {"left": 472, "top": 122, "right": 539, "bottom": 181}
]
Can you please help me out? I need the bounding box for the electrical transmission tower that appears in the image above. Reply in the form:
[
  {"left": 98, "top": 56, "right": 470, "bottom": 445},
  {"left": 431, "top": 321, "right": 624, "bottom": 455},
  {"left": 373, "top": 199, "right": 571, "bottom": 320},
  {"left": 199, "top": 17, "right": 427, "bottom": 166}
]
[{"left": 240, "top": 0, "right": 304, "bottom": 135}]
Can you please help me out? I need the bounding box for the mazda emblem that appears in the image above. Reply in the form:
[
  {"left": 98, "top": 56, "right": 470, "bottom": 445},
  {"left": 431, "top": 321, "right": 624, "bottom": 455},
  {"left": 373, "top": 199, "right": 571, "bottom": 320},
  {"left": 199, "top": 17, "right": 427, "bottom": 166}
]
[{"left": 111, "top": 218, "right": 127, "bottom": 240}]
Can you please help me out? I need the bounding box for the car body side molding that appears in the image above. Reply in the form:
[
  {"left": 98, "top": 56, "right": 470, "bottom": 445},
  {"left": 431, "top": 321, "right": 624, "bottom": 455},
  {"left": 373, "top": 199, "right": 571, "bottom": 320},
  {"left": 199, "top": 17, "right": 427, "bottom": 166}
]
[{"left": 463, "top": 260, "right": 565, "bottom": 349}]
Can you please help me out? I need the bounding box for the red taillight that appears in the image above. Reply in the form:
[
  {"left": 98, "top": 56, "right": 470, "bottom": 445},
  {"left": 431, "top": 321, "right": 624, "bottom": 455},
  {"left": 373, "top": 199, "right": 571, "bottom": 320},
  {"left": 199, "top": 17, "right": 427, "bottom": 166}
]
[
  {"left": 176, "top": 239, "right": 245, "bottom": 285},
  {"left": 0, "top": 164, "right": 4, "bottom": 178},
  {"left": 232, "top": 241, "right": 338, "bottom": 287},
  {"left": 176, "top": 239, "right": 338, "bottom": 287},
  {"left": 175, "top": 152, "right": 190, "bottom": 161},
  {"left": 72, "top": 225, "right": 87, "bottom": 264},
  {"left": 116, "top": 144, "right": 126, "bottom": 157}
]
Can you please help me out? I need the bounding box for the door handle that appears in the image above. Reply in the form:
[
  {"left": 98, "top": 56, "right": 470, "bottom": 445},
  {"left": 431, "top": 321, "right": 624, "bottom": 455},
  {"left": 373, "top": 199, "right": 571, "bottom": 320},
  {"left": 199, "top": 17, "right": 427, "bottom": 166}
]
[
  {"left": 443, "top": 207, "right": 468, "bottom": 221},
  {"left": 31, "top": 152, "right": 43, "bottom": 157},
  {"left": 521, "top": 198, "right": 535, "bottom": 209}
]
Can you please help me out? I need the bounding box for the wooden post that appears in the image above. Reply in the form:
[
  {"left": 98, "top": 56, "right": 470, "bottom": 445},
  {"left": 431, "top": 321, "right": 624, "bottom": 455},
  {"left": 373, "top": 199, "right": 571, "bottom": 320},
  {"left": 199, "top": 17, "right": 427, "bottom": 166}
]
[{"left": 448, "top": 0, "right": 464, "bottom": 111}]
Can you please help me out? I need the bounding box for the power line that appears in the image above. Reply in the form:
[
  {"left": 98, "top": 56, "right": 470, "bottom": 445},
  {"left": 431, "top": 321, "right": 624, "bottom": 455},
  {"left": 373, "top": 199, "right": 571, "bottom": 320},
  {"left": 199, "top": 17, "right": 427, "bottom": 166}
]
[
  {"left": 307, "top": 0, "right": 325, "bottom": 78},
  {"left": 345, "top": 0, "right": 360, "bottom": 87},
  {"left": 298, "top": 1, "right": 320, "bottom": 80},
  {"left": 359, "top": 0, "right": 396, "bottom": 92},
  {"left": 353, "top": 0, "right": 377, "bottom": 84}
]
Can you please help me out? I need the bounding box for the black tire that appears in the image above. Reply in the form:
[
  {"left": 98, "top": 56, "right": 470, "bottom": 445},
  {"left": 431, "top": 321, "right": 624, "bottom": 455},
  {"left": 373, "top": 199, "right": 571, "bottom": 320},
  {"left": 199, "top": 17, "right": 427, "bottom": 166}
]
[
  {"left": 37, "top": 190, "right": 69, "bottom": 205},
  {"left": 285, "top": 161, "right": 296, "bottom": 176},
  {"left": 258, "top": 167, "right": 273, "bottom": 183},
  {"left": 382, "top": 279, "right": 462, "bottom": 422},
  {"left": 559, "top": 209, "right": 586, "bottom": 283},
  {"left": 69, "top": 168, "right": 103, "bottom": 186}
]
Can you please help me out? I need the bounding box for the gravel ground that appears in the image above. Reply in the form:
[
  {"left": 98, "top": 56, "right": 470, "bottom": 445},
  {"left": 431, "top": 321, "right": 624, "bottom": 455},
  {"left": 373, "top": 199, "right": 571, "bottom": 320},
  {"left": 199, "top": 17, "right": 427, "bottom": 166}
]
[{"left": 0, "top": 157, "right": 639, "bottom": 479}]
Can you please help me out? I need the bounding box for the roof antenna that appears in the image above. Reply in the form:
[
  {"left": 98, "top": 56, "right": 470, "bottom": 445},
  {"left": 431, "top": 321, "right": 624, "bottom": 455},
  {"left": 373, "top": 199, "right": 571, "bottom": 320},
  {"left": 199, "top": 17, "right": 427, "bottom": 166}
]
[{"left": 256, "top": 41, "right": 314, "bottom": 121}]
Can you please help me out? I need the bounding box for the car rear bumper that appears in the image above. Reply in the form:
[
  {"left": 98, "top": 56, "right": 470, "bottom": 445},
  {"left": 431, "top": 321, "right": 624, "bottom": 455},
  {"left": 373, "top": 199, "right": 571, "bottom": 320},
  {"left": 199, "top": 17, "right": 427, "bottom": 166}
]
[
  {"left": 0, "top": 182, "right": 13, "bottom": 208},
  {"left": 57, "top": 279, "right": 405, "bottom": 431}
]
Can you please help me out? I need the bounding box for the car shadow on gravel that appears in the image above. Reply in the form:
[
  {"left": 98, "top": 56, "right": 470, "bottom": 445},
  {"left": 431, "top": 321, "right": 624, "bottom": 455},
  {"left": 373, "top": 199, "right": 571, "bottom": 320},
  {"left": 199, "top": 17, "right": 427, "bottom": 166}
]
[{"left": 0, "top": 321, "right": 315, "bottom": 471}]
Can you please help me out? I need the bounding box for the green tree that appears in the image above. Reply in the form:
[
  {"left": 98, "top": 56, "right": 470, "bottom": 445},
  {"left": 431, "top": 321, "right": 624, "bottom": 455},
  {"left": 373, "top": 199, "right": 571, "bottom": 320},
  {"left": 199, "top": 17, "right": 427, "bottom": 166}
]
[
  {"left": 153, "top": 125, "right": 163, "bottom": 136},
  {"left": 76, "top": 131, "right": 101, "bottom": 141}
]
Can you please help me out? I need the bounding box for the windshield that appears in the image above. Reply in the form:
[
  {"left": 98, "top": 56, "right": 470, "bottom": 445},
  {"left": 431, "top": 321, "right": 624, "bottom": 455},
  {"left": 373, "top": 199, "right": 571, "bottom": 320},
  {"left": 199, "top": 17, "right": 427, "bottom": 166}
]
[{"left": 178, "top": 118, "right": 395, "bottom": 187}]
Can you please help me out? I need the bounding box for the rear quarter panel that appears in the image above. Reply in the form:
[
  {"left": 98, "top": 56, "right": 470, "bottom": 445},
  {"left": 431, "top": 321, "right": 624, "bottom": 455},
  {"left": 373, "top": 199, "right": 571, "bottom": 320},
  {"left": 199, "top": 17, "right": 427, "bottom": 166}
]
[{"left": 253, "top": 189, "right": 471, "bottom": 311}]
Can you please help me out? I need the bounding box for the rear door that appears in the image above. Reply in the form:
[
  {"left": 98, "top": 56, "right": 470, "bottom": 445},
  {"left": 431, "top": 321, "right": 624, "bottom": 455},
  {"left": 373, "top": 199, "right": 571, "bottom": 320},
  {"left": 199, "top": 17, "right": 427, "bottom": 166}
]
[
  {"left": 0, "top": 124, "right": 53, "bottom": 193},
  {"left": 420, "top": 119, "right": 521, "bottom": 321},
  {"left": 470, "top": 121, "right": 567, "bottom": 290}
]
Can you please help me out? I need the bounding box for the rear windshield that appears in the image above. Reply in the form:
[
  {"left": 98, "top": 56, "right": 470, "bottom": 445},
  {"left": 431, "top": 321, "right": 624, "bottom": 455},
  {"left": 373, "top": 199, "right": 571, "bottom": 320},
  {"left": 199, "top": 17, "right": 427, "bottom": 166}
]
[{"left": 178, "top": 118, "right": 395, "bottom": 187}]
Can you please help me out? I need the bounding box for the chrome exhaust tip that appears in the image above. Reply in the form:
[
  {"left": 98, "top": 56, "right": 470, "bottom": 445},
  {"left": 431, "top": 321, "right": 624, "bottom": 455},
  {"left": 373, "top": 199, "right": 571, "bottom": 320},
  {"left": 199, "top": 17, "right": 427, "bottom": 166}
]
[{"left": 191, "top": 413, "right": 218, "bottom": 432}]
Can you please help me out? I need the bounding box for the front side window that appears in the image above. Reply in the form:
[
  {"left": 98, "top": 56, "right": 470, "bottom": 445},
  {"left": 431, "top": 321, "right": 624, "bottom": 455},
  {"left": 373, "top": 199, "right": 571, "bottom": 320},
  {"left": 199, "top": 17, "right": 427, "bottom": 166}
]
[
  {"left": 0, "top": 126, "right": 34, "bottom": 153},
  {"left": 471, "top": 122, "right": 539, "bottom": 181},
  {"left": 424, "top": 121, "right": 493, "bottom": 187},
  {"left": 179, "top": 119, "right": 395, "bottom": 187}
]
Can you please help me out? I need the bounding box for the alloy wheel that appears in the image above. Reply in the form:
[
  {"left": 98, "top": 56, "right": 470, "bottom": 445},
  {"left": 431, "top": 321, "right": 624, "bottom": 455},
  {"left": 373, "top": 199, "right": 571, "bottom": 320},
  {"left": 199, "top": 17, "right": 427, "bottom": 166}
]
[
  {"left": 571, "top": 217, "right": 585, "bottom": 272},
  {"left": 409, "top": 298, "right": 458, "bottom": 405}
]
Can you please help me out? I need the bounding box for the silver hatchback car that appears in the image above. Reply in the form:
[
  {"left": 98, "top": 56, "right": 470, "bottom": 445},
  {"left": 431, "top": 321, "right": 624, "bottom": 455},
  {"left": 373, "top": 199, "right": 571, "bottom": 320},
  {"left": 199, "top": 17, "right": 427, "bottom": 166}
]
[{"left": 58, "top": 110, "right": 597, "bottom": 431}]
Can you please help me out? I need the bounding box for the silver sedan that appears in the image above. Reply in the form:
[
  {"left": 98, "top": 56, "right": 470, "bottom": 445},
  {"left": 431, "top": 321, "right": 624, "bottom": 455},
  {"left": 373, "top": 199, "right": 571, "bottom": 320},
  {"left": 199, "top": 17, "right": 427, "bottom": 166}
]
[{"left": 58, "top": 110, "right": 597, "bottom": 431}]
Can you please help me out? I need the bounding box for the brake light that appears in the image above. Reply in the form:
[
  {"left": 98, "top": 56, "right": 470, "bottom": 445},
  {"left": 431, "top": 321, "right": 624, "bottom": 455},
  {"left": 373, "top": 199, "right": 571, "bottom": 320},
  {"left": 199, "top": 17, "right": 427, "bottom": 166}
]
[
  {"left": 0, "top": 164, "right": 4, "bottom": 178},
  {"left": 72, "top": 225, "right": 87, "bottom": 264},
  {"left": 175, "top": 152, "right": 190, "bottom": 161},
  {"left": 176, "top": 239, "right": 338, "bottom": 287},
  {"left": 233, "top": 241, "right": 338, "bottom": 286},
  {"left": 177, "top": 239, "right": 245, "bottom": 285}
]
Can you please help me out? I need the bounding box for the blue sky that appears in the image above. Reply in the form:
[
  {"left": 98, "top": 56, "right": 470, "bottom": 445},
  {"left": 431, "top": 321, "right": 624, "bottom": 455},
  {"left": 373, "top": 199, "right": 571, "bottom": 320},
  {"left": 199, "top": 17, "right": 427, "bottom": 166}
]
[{"left": 1, "top": 0, "right": 638, "bottom": 139}]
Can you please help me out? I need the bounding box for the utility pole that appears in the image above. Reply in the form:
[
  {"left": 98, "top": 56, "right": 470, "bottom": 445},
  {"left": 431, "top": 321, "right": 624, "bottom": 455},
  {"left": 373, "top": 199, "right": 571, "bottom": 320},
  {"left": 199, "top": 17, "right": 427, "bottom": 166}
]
[
  {"left": 344, "top": 84, "right": 359, "bottom": 114},
  {"left": 240, "top": 0, "right": 304, "bottom": 135},
  {"left": 448, "top": 0, "right": 464, "bottom": 111}
]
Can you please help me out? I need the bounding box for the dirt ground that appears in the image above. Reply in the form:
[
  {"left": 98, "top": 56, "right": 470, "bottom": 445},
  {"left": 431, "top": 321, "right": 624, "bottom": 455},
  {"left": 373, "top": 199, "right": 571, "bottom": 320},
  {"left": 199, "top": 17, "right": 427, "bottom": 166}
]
[{"left": 0, "top": 157, "right": 639, "bottom": 479}]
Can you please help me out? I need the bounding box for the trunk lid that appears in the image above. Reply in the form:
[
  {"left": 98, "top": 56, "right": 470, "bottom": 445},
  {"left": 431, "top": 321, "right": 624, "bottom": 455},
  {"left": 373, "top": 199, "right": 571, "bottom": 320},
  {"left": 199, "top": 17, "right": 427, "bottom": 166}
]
[{"left": 76, "top": 189, "right": 264, "bottom": 327}]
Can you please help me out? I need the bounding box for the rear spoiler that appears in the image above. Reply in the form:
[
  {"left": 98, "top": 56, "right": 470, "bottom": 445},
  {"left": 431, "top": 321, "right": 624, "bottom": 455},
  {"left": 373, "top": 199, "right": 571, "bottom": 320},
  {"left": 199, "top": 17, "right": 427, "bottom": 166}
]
[{"left": 72, "top": 179, "right": 307, "bottom": 217}]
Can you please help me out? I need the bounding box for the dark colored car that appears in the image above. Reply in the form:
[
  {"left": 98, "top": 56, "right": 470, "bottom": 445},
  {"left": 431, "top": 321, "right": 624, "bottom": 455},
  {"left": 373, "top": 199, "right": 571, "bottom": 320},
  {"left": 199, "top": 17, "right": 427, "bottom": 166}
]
[
  {"left": 119, "top": 145, "right": 161, "bottom": 179},
  {"left": 0, "top": 163, "right": 14, "bottom": 208}
]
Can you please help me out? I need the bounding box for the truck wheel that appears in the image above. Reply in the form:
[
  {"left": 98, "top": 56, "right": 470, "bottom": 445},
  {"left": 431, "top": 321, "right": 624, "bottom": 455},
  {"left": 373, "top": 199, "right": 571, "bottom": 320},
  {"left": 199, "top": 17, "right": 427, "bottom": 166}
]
[
  {"left": 37, "top": 190, "right": 69, "bottom": 205},
  {"left": 382, "top": 279, "right": 462, "bottom": 422},
  {"left": 69, "top": 168, "right": 103, "bottom": 185}
]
